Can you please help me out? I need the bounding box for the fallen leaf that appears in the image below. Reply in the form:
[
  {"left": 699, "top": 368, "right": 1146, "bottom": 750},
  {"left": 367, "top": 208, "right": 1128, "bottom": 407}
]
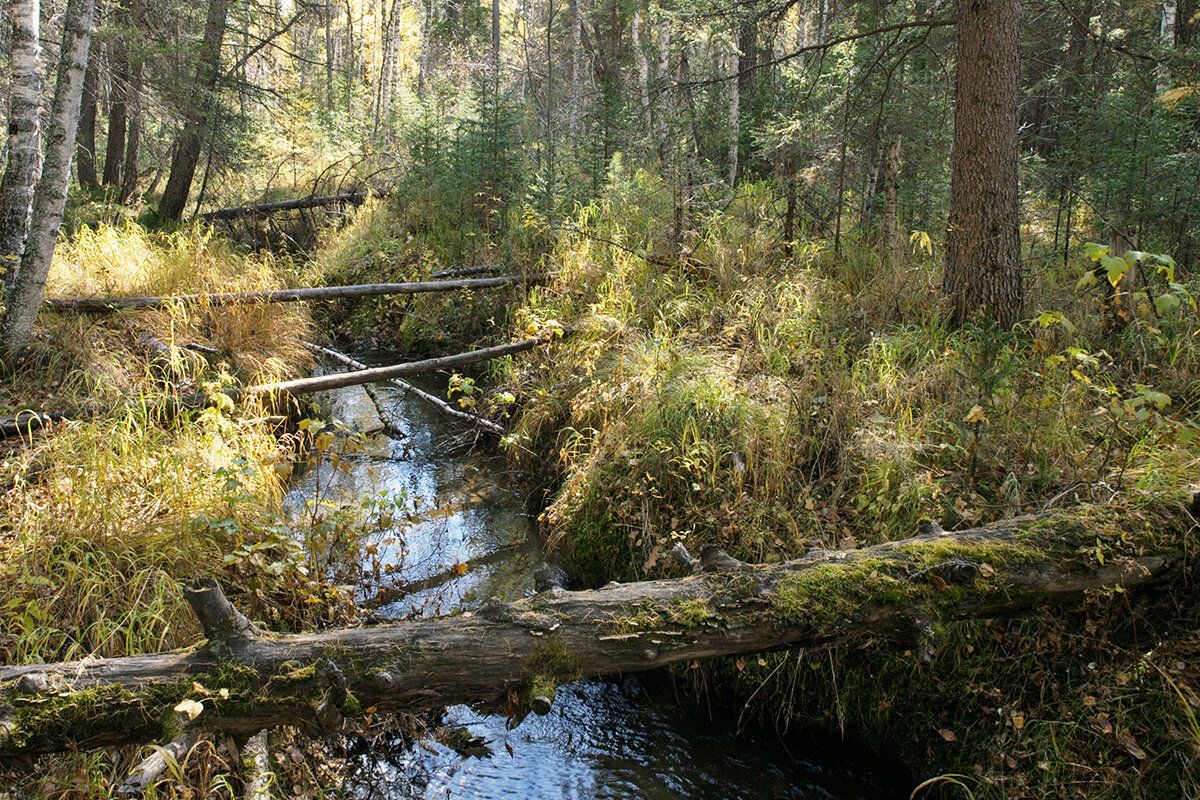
[
  {"left": 1090, "top": 713, "right": 1113, "bottom": 735},
  {"left": 979, "top": 563, "right": 995, "bottom": 578},
  {"left": 1117, "top": 729, "right": 1147, "bottom": 760},
  {"left": 931, "top": 575, "right": 948, "bottom": 592},
  {"left": 643, "top": 548, "right": 659, "bottom": 571},
  {"left": 1004, "top": 754, "right": 1017, "bottom": 769},
  {"left": 939, "top": 729, "right": 957, "bottom": 742},
  {"left": 174, "top": 699, "right": 204, "bottom": 720},
  {"left": 736, "top": 658, "right": 746, "bottom": 672},
  {"left": 1082, "top": 695, "right": 1098, "bottom": 707},
  {"left": 1012, "top": 715, "right": 1025, "bottom": 730}
]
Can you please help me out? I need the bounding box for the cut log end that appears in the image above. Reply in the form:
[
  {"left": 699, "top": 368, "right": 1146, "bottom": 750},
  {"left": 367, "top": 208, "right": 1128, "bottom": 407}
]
[{"left": 184, "top": 578, "right": 256, "bottom": 642}]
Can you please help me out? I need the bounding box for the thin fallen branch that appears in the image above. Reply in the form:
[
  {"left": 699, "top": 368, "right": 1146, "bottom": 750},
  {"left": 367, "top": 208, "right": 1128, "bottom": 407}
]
[
  {"left": 0, "top": 503, "right": 1190, "bottom": 756},
  {"left": 240, "top": 730, "right": 275, "bottom": 800},
  {"left": 300, "top": 340, "right": 506, "bottom": 436},
  {"left": 44, "top": 274, "right": 552, "bottom": 314},
  {"left": 0, "top": 339, "right": 546, "bottom": 440},
  {"left": 248, "top": 337, "right": 547, "bottom": 398}
]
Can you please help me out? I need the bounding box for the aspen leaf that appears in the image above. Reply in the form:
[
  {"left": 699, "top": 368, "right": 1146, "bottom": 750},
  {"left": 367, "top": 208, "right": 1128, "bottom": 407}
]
[
  {"left": 938, "top": 729, "right": 957, "bottom": 742},
  {"left": 1117, "top": 729, "right": 1147, "bottom": 760},
  {"left": 174, "top": 699, "right": 204, "bottom": 720}
]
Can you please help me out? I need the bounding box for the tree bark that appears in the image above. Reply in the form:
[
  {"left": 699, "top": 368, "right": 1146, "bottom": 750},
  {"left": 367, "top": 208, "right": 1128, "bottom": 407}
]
[
  {"left": 942, "top": 0, "right": 1024, "bottom": 329},
  {"left": 76, "top": 61, "right": 100, "bottom": 189},
  {"left": 120, "top": 57, "right": 143, "bottom": 203},
  {"left": 0, "top": 0, "right": 44, "bottom": 294},
  {"left": 103, "top": 35, "right": 131, "bottom": 187},
  {"left": 0, "top": 0, "right": 96, "bottom": 352},
  {"left": 0, "top": 503, "right": 1189, "bottom": 756},
  {"left": 880, "top": 134, "right": 901, "bottom": 270},
  {"left": 157, "top": 0, "right": 231, "bottom": 221},
  {"left": 45, "top": 273, "right": 550, "bottom": 313}
]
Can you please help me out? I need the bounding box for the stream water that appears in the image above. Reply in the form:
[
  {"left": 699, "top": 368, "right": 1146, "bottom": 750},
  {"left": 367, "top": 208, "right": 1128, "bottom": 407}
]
[{"left": 286, "top": 352, "right": 904, "bottom": 800}]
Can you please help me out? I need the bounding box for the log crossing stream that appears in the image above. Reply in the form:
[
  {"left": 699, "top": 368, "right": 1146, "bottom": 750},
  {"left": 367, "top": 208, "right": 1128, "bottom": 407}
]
[{"left": 286, "top": 348, "right": 904, "bottom": 799}]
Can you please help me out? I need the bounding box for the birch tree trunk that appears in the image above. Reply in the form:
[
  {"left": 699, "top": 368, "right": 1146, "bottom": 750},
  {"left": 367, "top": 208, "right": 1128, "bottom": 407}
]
[
  {"left": 880, "top": 134, "right": 901, "bottom": 270},
  {"left": 942, "top": 0, "right": 1024, "bottom": 329},
  {"left": 157, "top": 0, "right": 231, "bottom": 220},
  {"left": 0, "top": 0, "right": 96, "bottom": 352},
  {"left": 0, "top": 0, "right": 44, "bottom": 294}
]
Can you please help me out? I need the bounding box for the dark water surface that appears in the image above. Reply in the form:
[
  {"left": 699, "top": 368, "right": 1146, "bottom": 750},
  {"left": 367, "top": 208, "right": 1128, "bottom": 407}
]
[{"left": 286, "top": 352, "right": 904, "bottom": 800}]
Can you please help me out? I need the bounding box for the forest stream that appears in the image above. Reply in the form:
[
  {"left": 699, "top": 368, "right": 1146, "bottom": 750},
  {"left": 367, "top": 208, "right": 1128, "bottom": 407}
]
[{"left": 285, "top": 349, "right": 904, "bottom": 800}]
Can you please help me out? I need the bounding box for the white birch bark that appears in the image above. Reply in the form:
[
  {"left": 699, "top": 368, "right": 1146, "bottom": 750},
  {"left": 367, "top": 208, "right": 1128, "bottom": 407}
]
[
  {"left": 0, "top": 0, "right": 44, "bottom": 294},
  {"left": 0, "top": 0, "right": 96, "bottom": 351}
]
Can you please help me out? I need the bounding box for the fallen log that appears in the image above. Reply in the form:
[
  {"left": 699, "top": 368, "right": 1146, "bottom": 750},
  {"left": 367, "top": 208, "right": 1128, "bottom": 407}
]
[
  {"left": 246, "top": 337, "right": 546, "bottom": 398},
  {"left": 0, "top": 502, "right": 1190, "bottom": 756},
  {"left": 299, "top": 340, "right": 506, "bottom": 436},
  {"left": 43, "top": 274, "right": 552, "bottom": 314},
  {"left": 0, "top": 339, "right": 546, "bottom": 440},
  {"left": 430, "top": 264, "right": 502, "bottom": 279},
  {"left": 200, "top": 192, "right": 370, "bottom": 221}
]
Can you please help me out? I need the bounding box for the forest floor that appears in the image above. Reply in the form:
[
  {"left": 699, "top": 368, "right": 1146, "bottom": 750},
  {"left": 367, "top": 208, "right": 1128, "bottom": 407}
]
[{"left": 1, "top": 173, "right": 1199, "bottom": 797}]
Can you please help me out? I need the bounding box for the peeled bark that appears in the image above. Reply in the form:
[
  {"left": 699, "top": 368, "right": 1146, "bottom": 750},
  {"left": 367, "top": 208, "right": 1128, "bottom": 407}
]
[
  {"left": 942, "top": 0, "right": 1024, "bottom": 329},
  {"left": 0, "top": 503, "right": 1189, "bottom": 756},
  {"left": 0, "top": 0, "right": 96, "bottom": 352},
  {"left": 157, "top": 0, "right": 231, "bottom": 221},
  {"left": 0, "top": 0, "right": 43, "bottom": 293}
]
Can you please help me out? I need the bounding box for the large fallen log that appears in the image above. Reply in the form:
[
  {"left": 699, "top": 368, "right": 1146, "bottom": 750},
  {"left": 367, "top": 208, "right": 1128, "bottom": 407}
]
[
  {"left": 0, "top": 502, "right": 1191, "bottom": 756},
  {"left": 43, "top": 274, "right": 551, "bottom": 314},
  {"left": 200, "top": 192, "right": 370, "bottom": 221}
]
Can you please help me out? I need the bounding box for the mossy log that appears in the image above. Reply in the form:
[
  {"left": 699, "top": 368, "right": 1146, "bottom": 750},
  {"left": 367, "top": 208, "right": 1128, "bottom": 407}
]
[
  {"left": 0, "top": 503, "right": 1191, "bottom": 757},
  {"left": 43, "top": 274, "right": 550, "bottom": 314}
]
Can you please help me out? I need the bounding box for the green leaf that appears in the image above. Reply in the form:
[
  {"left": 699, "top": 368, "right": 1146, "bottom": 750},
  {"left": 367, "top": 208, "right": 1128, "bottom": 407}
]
[
  {"left": 1123, "top": 250, "right": 1147, "bottom": 266},
  {"left": 1155, "top": 294, "right": 1181, "bottom": 315},
  {"left": 1102, "top": 254, "right": 1130, "bottom": 286},
  {"left": 1084, "top": 242, "right": 1110, "bottom": 261},
  {"left": 1076, "top": 270, "right": 1099, "bottom": 290}
]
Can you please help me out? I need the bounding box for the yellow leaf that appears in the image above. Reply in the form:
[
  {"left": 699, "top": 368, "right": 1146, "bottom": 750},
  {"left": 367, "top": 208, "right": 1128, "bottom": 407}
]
[
  {"left": 174, "top": 699, "right": 204, "bottom": 720},
  {"left": 963, "top": 405, "right": 989, "bottom": 425}
]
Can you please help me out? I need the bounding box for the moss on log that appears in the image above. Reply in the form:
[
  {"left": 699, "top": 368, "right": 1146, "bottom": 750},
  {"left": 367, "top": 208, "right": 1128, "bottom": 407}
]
[{"left": 0, "top": 502, "right": 1191, "bottom": 757}]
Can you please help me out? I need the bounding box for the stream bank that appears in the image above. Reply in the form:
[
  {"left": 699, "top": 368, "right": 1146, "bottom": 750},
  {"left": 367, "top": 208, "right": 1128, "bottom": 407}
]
[{"left": 291, "top": 347, "right": 906, "bottom": 799}]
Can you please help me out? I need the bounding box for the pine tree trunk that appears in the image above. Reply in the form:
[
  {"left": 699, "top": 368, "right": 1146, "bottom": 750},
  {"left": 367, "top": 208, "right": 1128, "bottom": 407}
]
[
  {"left": 157, "top": 0, "right": 231, "bottom": 221},
  {"left": 727, "top": 47, "right": 740, "bottom": 185},
  {"left": 103, "top": 37, "right": 130, "bottom": 186},
  {"left": 0, "top": 0, "right": 43, "bottom": 294},
  {"left": 0, "top": 0, "right": 96, "bottom": 352},
  {"left": 120, "top": 59, "right": 143, "bottom": 203},
  {"left": 76, "top": 61, "right": 100, "bottom": 188},
  {"left": 942, "top": 0, "right": 1024, "bottom": 330}
]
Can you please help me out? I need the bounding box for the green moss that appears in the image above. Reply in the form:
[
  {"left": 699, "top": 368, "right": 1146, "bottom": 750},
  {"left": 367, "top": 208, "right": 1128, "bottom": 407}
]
[
  {"left": 668, "top": 597, "right": 713, "bottom": 627},
  {"left": 520, "top": 636, "right": 581, "bottom": 704},
  {"left": 772, "top": 560, "right": 916, "bottom": 625}
]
